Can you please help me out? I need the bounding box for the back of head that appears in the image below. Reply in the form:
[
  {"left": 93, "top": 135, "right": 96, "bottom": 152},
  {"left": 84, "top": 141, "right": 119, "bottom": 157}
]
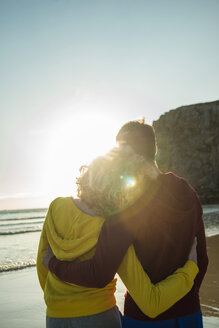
[
  {"left": 76, "top": 146, "right": 151, "bottom": 217},
  {"left": 116, "top": 119, "right": 156, "bottom": 162}
]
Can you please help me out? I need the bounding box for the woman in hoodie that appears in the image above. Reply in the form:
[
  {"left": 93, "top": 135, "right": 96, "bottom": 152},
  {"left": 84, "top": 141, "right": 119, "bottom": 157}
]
[{"left": 37, "top": 146, "right": 199, "bottom": 328}]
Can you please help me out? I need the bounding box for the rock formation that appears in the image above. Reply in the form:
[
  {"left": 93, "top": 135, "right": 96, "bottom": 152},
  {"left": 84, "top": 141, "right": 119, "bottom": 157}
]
[{"left": 153, "top": 100, "right": 219, "bottom": 204}]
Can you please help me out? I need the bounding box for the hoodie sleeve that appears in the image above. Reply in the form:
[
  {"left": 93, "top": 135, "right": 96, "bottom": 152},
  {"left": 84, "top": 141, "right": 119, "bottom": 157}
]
[{"left": 117, "top": 245, "right": 199, "bottom": 318}]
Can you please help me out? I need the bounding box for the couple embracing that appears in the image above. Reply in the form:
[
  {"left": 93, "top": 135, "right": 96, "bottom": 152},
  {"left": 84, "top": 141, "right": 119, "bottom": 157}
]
[{"left": 37, "top": 120, "right": 208, "bottom": 328}]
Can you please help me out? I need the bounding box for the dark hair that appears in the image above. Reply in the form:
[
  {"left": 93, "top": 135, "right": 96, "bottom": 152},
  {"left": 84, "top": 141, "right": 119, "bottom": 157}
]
[{"left": 116, "top": 119, "right": 156, "bottom": 162}]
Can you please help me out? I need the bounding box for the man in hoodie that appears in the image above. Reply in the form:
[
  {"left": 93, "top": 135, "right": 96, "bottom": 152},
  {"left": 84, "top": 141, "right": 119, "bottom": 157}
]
[{"left": 46, "top": 120, "right": 208, "bottom": 328}]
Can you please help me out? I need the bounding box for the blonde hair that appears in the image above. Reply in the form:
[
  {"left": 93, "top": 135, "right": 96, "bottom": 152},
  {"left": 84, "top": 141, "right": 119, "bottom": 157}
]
[{"left": 77, "top": 146, "right": 153, "bottom": 217}]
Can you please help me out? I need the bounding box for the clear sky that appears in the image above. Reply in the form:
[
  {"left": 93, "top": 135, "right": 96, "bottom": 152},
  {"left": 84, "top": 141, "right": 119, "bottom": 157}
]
[{"left": 0, "top": 0, "right": 218, "bottom": 209}]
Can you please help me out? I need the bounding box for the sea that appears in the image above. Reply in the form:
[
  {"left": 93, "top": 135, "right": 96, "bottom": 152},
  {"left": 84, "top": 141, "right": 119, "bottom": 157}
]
[{"left": 0, "top": 205, "right": 219, "bottom": 274}]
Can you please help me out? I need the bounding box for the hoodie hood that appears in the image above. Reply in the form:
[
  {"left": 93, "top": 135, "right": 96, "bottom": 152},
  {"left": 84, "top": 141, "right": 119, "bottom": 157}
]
[
  {"left": 46, "top": 197, "right": 104, "bottom": 260},
  {"left": 147, "top": 172, "right": 200, "bottom": 224},
  {"left": 159, "top": 173, "right": 196, "bottom": 210},
  {"left": 37, "top": 197, "right": 105, "bottom": 291},
  {"left": 36, "top": 197, "right": 117, "bottom": 317}
]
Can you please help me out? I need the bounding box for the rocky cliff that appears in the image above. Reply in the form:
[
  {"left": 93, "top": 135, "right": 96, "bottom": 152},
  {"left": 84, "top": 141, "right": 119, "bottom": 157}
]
[{"left": 153, "top": 100, "right": 219, "bottom": 204}]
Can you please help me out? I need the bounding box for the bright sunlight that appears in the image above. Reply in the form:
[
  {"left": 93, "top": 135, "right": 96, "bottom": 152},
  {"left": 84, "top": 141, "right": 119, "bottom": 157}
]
[{"left": 40, "top": 112, "right": 121, "bottom": 202}]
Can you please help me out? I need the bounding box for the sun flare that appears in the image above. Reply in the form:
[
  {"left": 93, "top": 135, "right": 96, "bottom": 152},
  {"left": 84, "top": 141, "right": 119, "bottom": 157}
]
[{"left": 41, "top": 112, "right": 121, "bottom": 200}]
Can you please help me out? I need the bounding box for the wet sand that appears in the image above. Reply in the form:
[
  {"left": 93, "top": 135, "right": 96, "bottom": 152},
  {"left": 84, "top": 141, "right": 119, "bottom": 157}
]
[
  {"left": 200, "top": 235, "right": 219, "bottom": 318},
  {"left": 0, "top": 268, "right": 46, "bottom": 328}
]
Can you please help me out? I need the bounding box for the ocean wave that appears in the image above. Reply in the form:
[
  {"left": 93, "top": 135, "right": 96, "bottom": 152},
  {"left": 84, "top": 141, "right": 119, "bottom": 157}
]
[
  {"left": 0, "top": 227, "right": 42, "bottom": 235},
  {"left": 0, "top": 260, "right": 36, "bottom": 273},
  {"left": 0, "top": 216, "right": 45, "bottom": 221},
  {"left": 0, "top": 208, "right": 47, "bottom": 214},
  {"left": 203, "top": 211, "right": 219, "bottom": 236},
  {"left": 203, "top": 205, "right": 219, "bottom": 214},
  {"left": 201, "top": 304, "right": 219, "bottom": 312},
  {"left": 0, "top": 221, "right": 43, "bottom": 227}
]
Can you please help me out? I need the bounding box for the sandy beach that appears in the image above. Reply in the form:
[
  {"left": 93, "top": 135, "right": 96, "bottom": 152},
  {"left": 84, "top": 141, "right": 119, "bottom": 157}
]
[
  {"left": 0, "top": 235, "right": 218, "bottom": 328},
  {"left": 200, "top": 235, "right": 219, "bottom": 318}
]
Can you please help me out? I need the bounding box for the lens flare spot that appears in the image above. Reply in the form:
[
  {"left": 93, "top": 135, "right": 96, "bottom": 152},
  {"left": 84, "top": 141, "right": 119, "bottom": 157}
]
[{"left": 125, "top": 176, "right": 136, "bottom": 188}]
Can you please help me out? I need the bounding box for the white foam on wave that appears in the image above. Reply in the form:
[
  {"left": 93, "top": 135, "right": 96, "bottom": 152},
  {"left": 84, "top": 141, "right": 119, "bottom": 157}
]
[
  {"left": 0, "top": 215, "right": 45, "bottom": 222},
  {"left": 203, "top": 210, "right": 219, "bottom": 237},
  {"left": 203, "top": 205, "right": 219, "bottom": 214},
  {"left": 202, "top": 304, "right": 219, "bottom": 313},
  {"left": 0, "top": 259, "right": 36, "bottom": 272}
]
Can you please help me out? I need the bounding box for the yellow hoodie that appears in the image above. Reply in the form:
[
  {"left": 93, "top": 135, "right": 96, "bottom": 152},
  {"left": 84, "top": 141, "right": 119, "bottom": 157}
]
[{"left": 37, "top": 197, "right": 198, "bottom": 318}]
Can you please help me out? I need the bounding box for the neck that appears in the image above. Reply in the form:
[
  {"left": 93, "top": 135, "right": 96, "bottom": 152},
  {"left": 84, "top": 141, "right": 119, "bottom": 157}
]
[
  {"left": 145, "top": 161, "right": 162, "bottom": 180},
  {"left": 72, "top": 198, "right": 97, "bottom": 216}
]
